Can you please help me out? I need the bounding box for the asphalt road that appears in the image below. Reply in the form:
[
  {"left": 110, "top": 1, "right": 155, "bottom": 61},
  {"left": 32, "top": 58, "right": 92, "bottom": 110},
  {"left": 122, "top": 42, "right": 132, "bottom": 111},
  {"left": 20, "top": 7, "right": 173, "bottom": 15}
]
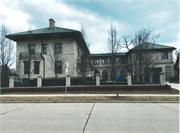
[{"left": 0, "top": 103, "right": 179, "bottom": 133}]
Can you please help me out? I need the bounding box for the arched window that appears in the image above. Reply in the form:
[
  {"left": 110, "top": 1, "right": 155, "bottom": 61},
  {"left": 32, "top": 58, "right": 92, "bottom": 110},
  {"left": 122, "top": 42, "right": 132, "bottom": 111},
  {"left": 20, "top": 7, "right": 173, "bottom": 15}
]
[
  {"left": 94, "top": 69, "right": 100, "bottom": 80},
  {"left": 165, "top": 65, "right": 172, "bottom": 81},
  {"left": 120, "top": 70, "right": 125, "bottom": 77},
  {"left": 102, "top": 70, "right": 108, "bottom": 80},
  {"left": 111, "top": 70, "right": 116, "bottom": 81}
]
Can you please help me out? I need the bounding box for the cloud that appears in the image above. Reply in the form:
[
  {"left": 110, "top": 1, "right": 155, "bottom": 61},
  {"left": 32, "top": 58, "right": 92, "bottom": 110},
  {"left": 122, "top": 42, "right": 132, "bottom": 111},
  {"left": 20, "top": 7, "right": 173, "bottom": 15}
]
[{"left": 0, "top": 2, "right": 31, "bottom": 32}]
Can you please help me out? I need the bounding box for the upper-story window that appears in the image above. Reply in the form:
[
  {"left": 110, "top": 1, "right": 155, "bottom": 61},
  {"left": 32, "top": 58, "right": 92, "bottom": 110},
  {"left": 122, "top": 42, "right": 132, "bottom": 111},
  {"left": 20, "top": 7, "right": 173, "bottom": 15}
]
[
  {"left": 94, "top": 59, "right": 99, "bottom": 65},
  {"left": 161, "top": 52, "right": 168, "bottom": 59},
  {"left": 102, "top": 58, "right": 107, "bottom": 65},
  {"left": 43, "top": 44, "right": 47, "bottom": 54},
  {"left": 29, "top": 44, "right": 35, "bottom": 55},
  {"left": 55, "top": 43, "right": 62, "bottom": 54},
  {"left": 110, "top": 58, "right": 116, "bottom": 64},
  {"left": 119, "top": 57, "right": 125, "bottom": 64}
]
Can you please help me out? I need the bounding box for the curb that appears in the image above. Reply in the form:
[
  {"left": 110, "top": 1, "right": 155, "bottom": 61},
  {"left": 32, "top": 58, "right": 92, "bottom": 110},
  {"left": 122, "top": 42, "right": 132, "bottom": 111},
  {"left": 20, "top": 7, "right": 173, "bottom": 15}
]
[{"left": 0, "top": 101, "right": 179, "bottom": 103}]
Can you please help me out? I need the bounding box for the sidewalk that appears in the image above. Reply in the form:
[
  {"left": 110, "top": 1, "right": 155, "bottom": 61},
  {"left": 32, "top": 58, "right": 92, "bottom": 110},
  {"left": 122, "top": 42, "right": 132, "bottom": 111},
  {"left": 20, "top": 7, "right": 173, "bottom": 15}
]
[{"left": 166, "top": 82, "right": 179, "bottom": 90}]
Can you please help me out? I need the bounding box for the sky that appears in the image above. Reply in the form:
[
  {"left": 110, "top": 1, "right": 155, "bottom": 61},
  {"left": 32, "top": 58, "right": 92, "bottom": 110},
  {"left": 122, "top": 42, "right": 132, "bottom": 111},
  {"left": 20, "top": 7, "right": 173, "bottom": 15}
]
[{"left": 0, "top": 0, "right": 179, "bottom": 54}]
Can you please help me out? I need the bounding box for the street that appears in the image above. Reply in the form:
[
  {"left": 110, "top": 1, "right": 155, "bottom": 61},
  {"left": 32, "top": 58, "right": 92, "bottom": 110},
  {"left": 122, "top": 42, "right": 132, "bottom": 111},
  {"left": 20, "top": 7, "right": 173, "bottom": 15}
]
[{"left": 0, "top": 103, "right": 179, "bottom": 133}]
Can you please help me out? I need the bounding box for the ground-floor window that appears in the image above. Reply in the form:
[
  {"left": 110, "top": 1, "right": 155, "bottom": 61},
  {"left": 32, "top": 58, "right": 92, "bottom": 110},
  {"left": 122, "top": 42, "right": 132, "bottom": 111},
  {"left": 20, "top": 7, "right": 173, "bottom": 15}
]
[
  {"left": 102, "top": 70, "right": 108, "bottom": 80},
  {"left": 24, "top": 61, "right": 29, "bottom": 74},
  {"left": 34, "top": 61, "right": 40, "bottom": 74}
]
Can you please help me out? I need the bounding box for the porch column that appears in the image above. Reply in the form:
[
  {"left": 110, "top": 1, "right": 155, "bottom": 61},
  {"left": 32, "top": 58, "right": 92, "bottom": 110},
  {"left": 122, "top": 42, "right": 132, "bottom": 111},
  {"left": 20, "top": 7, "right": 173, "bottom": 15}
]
[
  {"left": 37, "top": 76, "right": 42, "bottom": 87},
  {"left": 9, "top": 76, "right": 14, "bottom": 88},
  {"left": 160, "top": 72, "right": 165, "bottom": 85},
  {"left": 127, "top": 73, "right": 132, "bottom": 86},
  {"left": 96, "top": 73, "right": 100, "bottom": 86}
]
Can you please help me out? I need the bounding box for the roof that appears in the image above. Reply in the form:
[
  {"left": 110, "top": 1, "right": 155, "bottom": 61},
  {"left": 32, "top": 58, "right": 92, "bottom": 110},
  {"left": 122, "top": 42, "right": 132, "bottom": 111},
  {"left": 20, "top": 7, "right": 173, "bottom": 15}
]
[
  {"left": 5, "top": 26, "right": 90, "bottom": 54},
  {"left": 131, "top": 42, "right": 176, "bottom": 51},
  {"left": 90, "top": 52, "right": 126, "bottom": 57},
  {"left": 8, "top": 26, "right": 80, "bottom": 36}
]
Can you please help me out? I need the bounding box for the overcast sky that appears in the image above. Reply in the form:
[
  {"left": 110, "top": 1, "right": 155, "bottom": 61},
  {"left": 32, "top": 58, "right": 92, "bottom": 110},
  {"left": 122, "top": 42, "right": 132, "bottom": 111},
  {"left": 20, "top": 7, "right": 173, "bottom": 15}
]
[{"left": 1, "top": 0, "right": 179, "bottom": 53}]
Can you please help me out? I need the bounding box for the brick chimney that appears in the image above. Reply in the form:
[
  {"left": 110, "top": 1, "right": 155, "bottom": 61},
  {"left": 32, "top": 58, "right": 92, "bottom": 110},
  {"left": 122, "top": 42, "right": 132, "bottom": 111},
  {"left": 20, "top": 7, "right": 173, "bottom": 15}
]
[{"left": 49, "top": 18, "right": 55, "bottom": 27}]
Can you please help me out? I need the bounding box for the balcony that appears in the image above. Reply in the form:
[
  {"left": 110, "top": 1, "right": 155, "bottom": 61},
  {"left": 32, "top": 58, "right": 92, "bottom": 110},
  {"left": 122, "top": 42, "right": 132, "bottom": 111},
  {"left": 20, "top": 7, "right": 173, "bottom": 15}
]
[{"left": 19, "top": 52, "right": 43, "bottom": 59}]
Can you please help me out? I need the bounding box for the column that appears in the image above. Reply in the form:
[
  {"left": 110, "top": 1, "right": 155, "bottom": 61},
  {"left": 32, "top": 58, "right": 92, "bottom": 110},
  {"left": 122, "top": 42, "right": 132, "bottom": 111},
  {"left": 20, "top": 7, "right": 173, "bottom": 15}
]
[
  {"left": 9, "top": 76, "right": 14, "bottom": 88},
  {"left": 149, "top": 72, "right": 153, "bottom": 84},
  {"left": 142, "top": 74, "right": 145, "bottom": 82},
  {"left": 160, "top": 72, "right": 165, "bottom": 85},
  {"left": 66, "top": 75, "right": 71, "bottom": 87},
  {"left": 96, "top": 73, "right": 100, "bottom": 86},
  {"left": 127, "top": 73, "right": 132, "bottom": 86},
  {"left": 37, "top": 76, "right": 42, "bottom": 87}
]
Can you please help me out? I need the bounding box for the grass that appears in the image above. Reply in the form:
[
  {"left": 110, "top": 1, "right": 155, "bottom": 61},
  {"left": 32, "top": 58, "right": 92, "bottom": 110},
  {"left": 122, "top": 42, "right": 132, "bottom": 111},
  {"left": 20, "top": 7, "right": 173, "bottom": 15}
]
[
  {"left": 1, "top": 88, "right": 179, "bottom": 95},
  {"left": 0, "top": 96, "right": 179, "bottom": 102},
  {"left": 1, "top": 88, "right": 178, "bottom": 102}
]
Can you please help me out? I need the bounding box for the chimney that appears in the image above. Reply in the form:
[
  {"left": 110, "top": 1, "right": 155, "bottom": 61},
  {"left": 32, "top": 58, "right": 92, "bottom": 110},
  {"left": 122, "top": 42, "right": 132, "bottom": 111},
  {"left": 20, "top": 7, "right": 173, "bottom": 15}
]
[{"left": 49, "top": 18, "right": 55, "bottom": 27}]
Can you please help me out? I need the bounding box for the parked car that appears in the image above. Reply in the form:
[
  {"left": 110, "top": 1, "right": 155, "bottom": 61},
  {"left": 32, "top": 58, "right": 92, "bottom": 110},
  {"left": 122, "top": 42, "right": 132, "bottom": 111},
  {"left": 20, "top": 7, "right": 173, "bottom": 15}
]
[{"left": 14, "top": 76, "right": 23, "bottom": 86}]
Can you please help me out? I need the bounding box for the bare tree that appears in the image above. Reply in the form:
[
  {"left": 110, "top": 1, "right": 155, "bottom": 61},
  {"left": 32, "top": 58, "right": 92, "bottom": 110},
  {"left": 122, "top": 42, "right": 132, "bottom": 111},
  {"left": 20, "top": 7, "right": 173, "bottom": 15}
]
[
  {"left": 106, "top": 24, "right": 121, "bottom": 96},
  {"left": 0, "top": 25, "right": 14, "bottom": 86},
  {"left": 173, "top": 49, "right": 180, "bottom": 63},
  {"left": 77, "top": 24, "right": 93, "bottom": 85},
  {"left": 46, "top": 29, "right": 65, "bottom": 86},
  {"left": 121, "top": 27, "right": 160, "bottom": 82}
]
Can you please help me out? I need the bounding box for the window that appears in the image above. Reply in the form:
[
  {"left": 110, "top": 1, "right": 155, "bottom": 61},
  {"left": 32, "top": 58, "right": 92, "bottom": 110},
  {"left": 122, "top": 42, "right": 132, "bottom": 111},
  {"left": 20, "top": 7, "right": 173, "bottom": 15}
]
[
  {"left": 102, "top": 58, "right": 107, "bottom": 65},
  {"left": 120, "top": 70, "right": 125, "bottom": 77},
  {"left": 110, "top": 58, "right": 116, "bottom": 64},
  {"left": 120, "top": 57, "right": 125, "bottom": 64},
  {"left": 24, "top": 61, "right": 29, "bottom": 74},
  {"left": 55, "top": 43, "right": 62, "bottom": 54},
  {"left": 43, "top": 44, "right": 47, "bottom": 54},
  {"left": 102, "top": 70, "right": 108, "bottom": 80},
  {"left": 29, "top": 44, "right": 35, "bottom": 55},
  {"left": 34, "top": 61, "right": 40, "bottom": 74},
  {"left": 161, "top": 52, "right": 168, "bottom": 59},
  {"left": 94, "top": 59, "right": 99, "bottom": 65},
  {"left": 55, "top": 61, "right": 62, "bottom": 73}
]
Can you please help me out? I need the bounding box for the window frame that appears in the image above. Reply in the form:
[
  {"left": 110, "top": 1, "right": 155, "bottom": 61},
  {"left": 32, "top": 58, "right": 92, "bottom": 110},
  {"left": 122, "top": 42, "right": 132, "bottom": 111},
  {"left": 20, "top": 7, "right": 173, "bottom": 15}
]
[
  {"left": 43, "top": 44, "right": 47, "bottom": 54},
  {"left": 94, "top": 59, "right": 99, "bottom": 65},
  {"left": 28, "top": 44, "right": 35, "bottom": 55},
  {"left": 55, "top": 61, "right": 62, "bottom": 74},
  {"left": 55, "top": 43, "right": 62, "bottom": 54},
  {"left": 161, "top": 51, "right": 168, "bottom": 59},
  {"left": 102, "top": 58, "right": 107, "bottom": 65},
  {"left": 24, "top": 61, "right": 29, "bottom": 74},
  {"left": 34, "top": 61, "right": 40, "bottom": 74}
]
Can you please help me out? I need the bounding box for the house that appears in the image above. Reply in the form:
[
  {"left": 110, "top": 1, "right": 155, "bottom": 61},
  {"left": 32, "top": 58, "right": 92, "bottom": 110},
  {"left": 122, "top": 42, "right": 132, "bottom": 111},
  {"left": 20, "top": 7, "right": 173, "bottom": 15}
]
[
  {"left": 6, "top": 19, "right": 89, "bottom": 83},
  {"left": 6, "top": 19, "right": 176, "bottom": 83},
  {"left": 90, "top": 43, "right": 175, "bottom": 83}
]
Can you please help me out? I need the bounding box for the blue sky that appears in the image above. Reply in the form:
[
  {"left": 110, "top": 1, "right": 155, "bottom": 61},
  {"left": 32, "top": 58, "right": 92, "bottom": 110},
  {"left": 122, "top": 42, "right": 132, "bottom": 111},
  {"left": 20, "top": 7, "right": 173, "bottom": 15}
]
[{"left": 1, "top": 0, "right": 179, "bottom": 53}]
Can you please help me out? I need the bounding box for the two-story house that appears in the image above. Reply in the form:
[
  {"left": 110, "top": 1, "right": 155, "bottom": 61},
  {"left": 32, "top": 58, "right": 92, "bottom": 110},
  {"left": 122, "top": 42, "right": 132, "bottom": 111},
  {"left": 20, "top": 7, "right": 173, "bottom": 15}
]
[{"left": 6, "top": 19, "right": 89, "bottom": 82}]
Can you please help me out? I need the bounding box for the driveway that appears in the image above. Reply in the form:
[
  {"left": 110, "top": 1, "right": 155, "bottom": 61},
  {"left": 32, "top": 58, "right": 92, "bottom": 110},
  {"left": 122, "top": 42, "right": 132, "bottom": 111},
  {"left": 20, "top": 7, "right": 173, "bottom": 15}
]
[{"left": 0, "top": 103, "right": 179, "bottom": 133}]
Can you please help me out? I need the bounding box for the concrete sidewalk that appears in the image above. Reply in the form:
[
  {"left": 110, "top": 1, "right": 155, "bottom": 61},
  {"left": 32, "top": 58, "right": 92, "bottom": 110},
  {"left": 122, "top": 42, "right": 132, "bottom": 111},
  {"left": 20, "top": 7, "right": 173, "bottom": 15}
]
[
  {"left": 0, "top": 94, "right": 179, "bottom": 97},
  {"left": 166, "top": 82, "right": 179, "bottom": 90}
]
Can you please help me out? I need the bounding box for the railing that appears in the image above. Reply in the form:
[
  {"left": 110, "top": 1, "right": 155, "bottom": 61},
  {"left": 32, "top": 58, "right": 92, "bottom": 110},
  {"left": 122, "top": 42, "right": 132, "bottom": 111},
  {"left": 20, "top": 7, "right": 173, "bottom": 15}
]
[{"left": 19, "top": 52, "right": 43, "bottom": 59}]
